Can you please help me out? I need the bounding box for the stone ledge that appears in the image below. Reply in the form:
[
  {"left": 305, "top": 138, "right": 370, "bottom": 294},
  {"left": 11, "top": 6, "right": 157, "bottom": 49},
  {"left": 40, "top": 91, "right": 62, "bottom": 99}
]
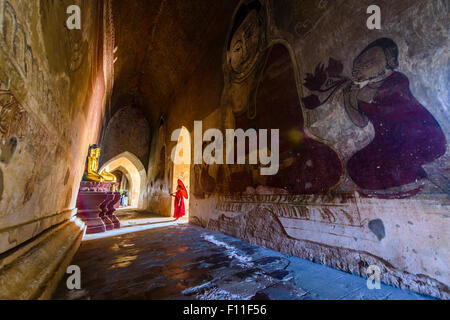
[
  {"left": 0, "top": 218, "right": 85, "bottom": 299},
  {"left": 0, "top": 209, "right": 75, "bottom": 255}
]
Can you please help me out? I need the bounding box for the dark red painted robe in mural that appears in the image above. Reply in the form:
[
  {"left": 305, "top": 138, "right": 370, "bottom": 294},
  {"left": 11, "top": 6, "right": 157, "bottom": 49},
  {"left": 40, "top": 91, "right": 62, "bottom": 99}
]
[
  {"left": 230, "top": 44, "right": 343, "bottom": 194},
  {"left": 347, "top": 72, "right": 446, "bottom": 190},
  {"left": 173, "top": 190, "right": 186, "bottom": 219}
]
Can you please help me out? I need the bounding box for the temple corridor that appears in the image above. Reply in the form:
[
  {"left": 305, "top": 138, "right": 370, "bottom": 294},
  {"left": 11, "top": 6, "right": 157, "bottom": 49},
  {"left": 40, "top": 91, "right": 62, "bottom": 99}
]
[
  {"left": 0, "top": 0, "right": 448, "bottom": 302},
  {"left": 52, "top": 214, "right": 430, "bottom": 300}
]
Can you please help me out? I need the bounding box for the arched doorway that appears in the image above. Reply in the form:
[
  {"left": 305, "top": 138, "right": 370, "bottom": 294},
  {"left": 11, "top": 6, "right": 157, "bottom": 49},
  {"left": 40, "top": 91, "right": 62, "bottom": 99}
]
[
  {"left": 110, "top": 168, "right": 131, "bottom": 207},
  {"left": 100, "top": 152, "right": 147, "bottom": 208},
  {"left": 171, "top": 127, "right": 191, "bottom": 218}
]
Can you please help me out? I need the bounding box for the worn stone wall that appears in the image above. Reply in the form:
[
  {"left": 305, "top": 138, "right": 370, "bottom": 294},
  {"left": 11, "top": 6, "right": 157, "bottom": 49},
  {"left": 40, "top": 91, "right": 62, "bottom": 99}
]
[
  {"left": 143, "top": 0, "right": 240, "bottom": 217},
  {"left": 146, "top": 117, "right": 170, "bottom": 216},
  {"left": 183, "top": 0, "right": 449, "bottom": 299},
  {"left": 99, "top": 105, "right": 151, "bottom": 169},
  {"left": 0, "top": 0, "right": 113, "bottom": 298}
]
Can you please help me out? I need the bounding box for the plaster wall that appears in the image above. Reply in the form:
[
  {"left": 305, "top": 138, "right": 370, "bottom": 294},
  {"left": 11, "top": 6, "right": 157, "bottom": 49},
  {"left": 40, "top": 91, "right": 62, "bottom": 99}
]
[
  {"left": 144, "top": 0, "right": 449, "bottom": 298},
  {"left": 0, "top": 0, "right": 113, "bottom": 299}
]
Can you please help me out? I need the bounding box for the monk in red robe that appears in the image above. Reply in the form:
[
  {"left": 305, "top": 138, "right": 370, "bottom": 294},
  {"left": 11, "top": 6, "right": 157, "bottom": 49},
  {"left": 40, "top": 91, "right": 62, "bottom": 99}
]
[
  {"left": 171, "top": 185, "right": 186, "bottom": 220},
  {"left": 345, "top": 38, "right": 446, "bottom": 191}
]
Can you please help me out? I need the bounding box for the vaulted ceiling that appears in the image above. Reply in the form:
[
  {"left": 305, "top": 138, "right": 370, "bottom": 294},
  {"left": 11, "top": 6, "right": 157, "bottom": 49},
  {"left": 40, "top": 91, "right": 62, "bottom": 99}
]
[{"left": 111, "top": 0, "right": 240, "bottom": 126}]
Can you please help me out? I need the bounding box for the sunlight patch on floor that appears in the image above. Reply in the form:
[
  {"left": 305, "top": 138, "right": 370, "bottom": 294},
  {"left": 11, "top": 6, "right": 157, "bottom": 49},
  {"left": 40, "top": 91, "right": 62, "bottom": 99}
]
[{"left": 83, "top": 219, "right": 188, "bottom": 241}]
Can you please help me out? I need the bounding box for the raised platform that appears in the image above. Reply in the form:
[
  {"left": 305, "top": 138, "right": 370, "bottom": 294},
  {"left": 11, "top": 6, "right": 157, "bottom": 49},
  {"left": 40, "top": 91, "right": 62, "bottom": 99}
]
[{"left": 76, "top": 181, "right": 121, "bottom": 234}]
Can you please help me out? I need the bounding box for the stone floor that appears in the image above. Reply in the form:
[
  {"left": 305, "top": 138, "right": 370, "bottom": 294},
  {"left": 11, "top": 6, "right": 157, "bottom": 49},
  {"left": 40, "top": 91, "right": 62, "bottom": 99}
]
[{"left": 53, "top": 216, "right": 433, "bottom": 300}]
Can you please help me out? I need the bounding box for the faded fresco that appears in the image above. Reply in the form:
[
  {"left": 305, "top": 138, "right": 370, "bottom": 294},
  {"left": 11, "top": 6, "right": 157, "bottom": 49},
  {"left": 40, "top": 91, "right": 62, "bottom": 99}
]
[
  {"left": 189, "top": 0, "right": 449, "bottom": 298},
  {"left": 220, "top": 0, "right": 343, "bottom": 195},
  {"left": 216, "top": 0, "right": 448, "bottom": 199},
  {"left": 303, "top": 38, "right": 446, "bottom": 198}
]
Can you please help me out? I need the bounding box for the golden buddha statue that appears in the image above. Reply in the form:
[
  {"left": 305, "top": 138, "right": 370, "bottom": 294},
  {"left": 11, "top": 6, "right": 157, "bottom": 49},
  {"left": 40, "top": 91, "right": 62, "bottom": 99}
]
[
  {"left": 83, "top": 145, "right": 117, "bottom": 182},
  {"left": 100, "top": 167, "right": 117, "bottom": 182}
]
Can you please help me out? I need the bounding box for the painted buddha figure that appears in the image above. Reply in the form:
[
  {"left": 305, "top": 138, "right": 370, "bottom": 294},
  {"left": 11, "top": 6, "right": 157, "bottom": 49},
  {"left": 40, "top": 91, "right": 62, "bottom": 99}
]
[{"left": 83, "top": 145, "right": 117, "bottom": 182}]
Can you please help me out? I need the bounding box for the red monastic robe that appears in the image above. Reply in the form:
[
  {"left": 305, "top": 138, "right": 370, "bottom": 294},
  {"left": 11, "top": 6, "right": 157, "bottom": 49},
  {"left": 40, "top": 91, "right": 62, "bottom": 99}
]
[
  {"left": 347, "top": 72, "right": 446, "bottom": 190},
  {"left": 173, "top": 190, "right": 186, "bottom": 219}
]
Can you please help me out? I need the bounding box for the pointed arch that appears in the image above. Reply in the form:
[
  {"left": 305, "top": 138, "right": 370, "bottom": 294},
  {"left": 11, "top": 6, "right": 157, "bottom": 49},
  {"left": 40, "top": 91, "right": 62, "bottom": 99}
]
[
  {"left": 100, "top": 151, "right": 147, "bottom": 208},
  {"left": 171, "top": 126, "right": 191, "bottom": 218}
]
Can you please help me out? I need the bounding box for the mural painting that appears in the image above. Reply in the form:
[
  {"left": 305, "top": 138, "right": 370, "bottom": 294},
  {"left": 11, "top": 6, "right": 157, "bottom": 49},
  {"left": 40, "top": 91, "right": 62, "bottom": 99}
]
[
  {"left": 221, "top": 0, "right": 343, "bottom": 195},
  {"left": 190, "top": 0, "right": 449, "bottom": 298},
  {"left": 0, "top": 79, "right": 60, "bottom": 205},
  {"left": 302, "top": 38, "right": 446, "bottom": 198},
  {"left": 217, "top": 0, "right": 447, "bottom": 199}
]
